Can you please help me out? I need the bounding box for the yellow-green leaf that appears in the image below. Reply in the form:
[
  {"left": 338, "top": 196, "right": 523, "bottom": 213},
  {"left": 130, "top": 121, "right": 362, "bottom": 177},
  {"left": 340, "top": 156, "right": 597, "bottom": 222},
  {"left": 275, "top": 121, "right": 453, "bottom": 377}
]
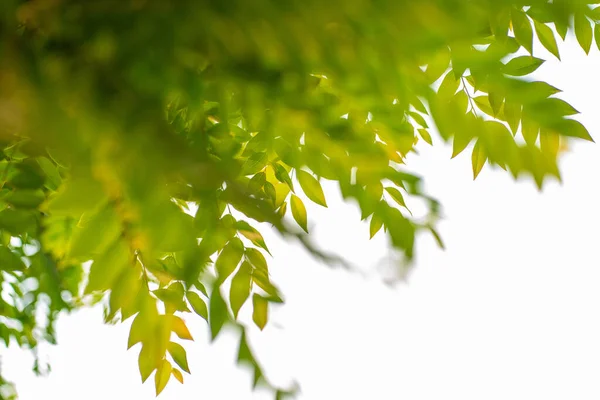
[
  {"left": 168, "top": 315, "right": 193, "bottom": 341},
  {"left": 296, "top": 169, "right": 327, "bottom": 207},
  {"left": 186, "top": 291, "right": 208, "bottom": 321},
  {"left": 252, "top": 294, "right": 268, "bottom": 330},
  {"left": 167, "top": 342, "right": 190, "bottom": 373},
  {"left": 155, "top": 359, "right": 172, "bottom": 396},
  {"left": 172, "top": 368, "right": 184, "bottom": 384},
  {"left": 512, "top": 9, "right": 533, "bottom": 54},
  {"left": 472, "top": 140, "right": 486, "bottom": 179},
  {"left": 215, "top": 237, "right": 244, "bottom": 282},
  {"left": 369, "top": 212, "right": 383, "bottom": 239},
  {"left": 85, "top": 239, "right": 130, "bottom": 293},
  {"left": 502, "top": 56, "right": 544, "bottom": 76},
  {"left": 245, "top": 248, "right": 267, "bottom": 271},
  {"left": 533, "top": 20, "right": 560, "bottom": 60},
  {"left": 418, "top": 128, "right": 432, "bottom": 145},
  {"left": 290, "top": 195, "right": 308, "bottom": 233},
  {"left": 384, "top": 187, "right": 406, "bottom": 208},
  {"left": 230, "top": 261, "right": 252, "bottom": 318},
  {"left": 574, "top": 12, "right": 592, "bottom": 54}
]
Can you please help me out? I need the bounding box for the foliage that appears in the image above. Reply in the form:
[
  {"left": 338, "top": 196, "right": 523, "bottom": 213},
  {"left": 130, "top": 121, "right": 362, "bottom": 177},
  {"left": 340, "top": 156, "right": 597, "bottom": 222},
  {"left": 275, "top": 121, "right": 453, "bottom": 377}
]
[{"left": 0, "top": 0, "right": 597, "bottom": 398}]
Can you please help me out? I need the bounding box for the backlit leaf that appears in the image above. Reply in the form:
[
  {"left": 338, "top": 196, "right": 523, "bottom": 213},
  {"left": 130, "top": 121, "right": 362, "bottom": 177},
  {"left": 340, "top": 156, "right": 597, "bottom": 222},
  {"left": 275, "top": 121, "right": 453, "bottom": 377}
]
[
  {"left": 230, "top": 261, "right": 252, "bottom": 318},
  {"left": 167, "top": 342, "right": 190, "bottom": 373},
  {"left": 290, "top": 195, "right": 308, "bottom": 233},
  {"left": 186, "top": 291, "right": 208, "bottom": 321},
  {"left": 215, "top": 238, "right": 244, "bottom": 282},
  {"left": 502, "top": 56, "right": 544, "bottom": 76},
  {"left": 574, "top": 12, "right": 593, "bottom": 54},
  {"left": 512, "top": 9, "right": 533, "bottom": 54},
  {"left": 252, "top": 294, "right": 268, "bottom": 330},
  {"left": 472, "top": 140, "right": 487, "bottom": 179},
  {"left": 534, "top": 20, "right": 560, "bottom": 60},
  {"left": 209, "top": 287, "right": 228, "bottom": 341},
  {"left": 296, "top": 170, "right": 327, "bottom": 207},
  {"left": 155, "top": 360, "right": 172, "bottom": 396}
]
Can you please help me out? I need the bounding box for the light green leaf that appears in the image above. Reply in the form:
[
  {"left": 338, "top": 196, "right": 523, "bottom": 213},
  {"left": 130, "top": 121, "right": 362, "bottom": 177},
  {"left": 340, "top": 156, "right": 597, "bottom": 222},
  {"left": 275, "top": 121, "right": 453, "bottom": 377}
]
[
  {"left": 418, "top": 128, "right": 432, "bottom": 145},
  {"left": 215, "top": 238, "right": 244, "bottom": 282},
  {"left": 128, "top": 313, "right": 145, "bottom": 349},
  {"left": 167, "top": 342, "right": 190, "bottom": 373},
  {"left": 68, "top": 202, "right": 121, "bottom": 261},
  {"left": 472, "top": 140, "right": 487, "bottom": 179},
  {"left": 533, "top": 20, "right": 560, "bottom": 60},
  {"left": 511, "top": 9, "right": 533, "bottom": 54},
  {"left": 209, "top": 287, "right": 228, "bottom": 341},
  {"left": 186, "top": 291, "right": 208, "bottom": 321},
  {"left": 384, "top": 187, "right": 407, "bottom": 208},
  {"left": 245, "top": 248, "right": 267, "bottom": 271},
  {"left": 290, "top": 195, "right": 308, "bottom": 233},
  {"left": 230, "top": 261, "right": 252, "bottom": 318},
  {"left": 369, "top": 213, "right": 383, "bottom": 239},
  {"left": 85, "top": 239, "right": 130, "bottom": 293},
  {"left": 502, "top": 56, "right": 544, "bottom": 76},
  {"left": 296, "top": 170, "right": 327, "bottom": 207},
  {"left": 574, "top": 12, "right": 593, "bottom": 54},
  {"left": 252, "top": 294, "right": 268, "bottom": 330},
  {"left": 273, "top": 163, "right": 294, "bottom": 191},
  {"left": 235, "top": 220, "right": 270, "bottom": 254}
]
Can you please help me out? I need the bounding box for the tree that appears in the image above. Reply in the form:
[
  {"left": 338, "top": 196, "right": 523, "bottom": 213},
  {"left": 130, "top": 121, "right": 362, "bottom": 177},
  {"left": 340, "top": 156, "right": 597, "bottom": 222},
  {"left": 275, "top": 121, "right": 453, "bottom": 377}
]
[{"left": 0, "top": 0, "right": 597, "bottom": 398}]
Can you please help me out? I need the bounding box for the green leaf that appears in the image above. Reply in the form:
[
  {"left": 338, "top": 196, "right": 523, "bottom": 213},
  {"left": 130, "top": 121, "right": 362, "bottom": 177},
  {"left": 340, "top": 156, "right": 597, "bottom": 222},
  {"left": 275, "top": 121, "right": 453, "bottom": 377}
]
[
  {"left": 215, "top": 238, "right": 244, "bottom": 282},
  {"left": 245, "top": 248, "right": 267, "bottom": 271},
  {"left": 552, "top": 119, "right": 594, "bottom": 142},
  {"left": 128, "top": 313, "right": 145, "bottom": 349},
  {"left": 273, "top": 163, "right": 294, "bottom": 191},
  {"left": 155, "top": 359, "right": 172, "bottom": 396},
  {"left": 409, "top": 111, "right": 428, "bottom": 128},
  {"left": 296, "top": 169, "right": 327, "bottom": 207},
  {"left": 68, "top": 203, "right": 121, "bottom": 261},
  {"left": 290, "top": 195, "right": 308, "bottom": 233},
  {"left": 138, "top": 344, "right": 159, "bottom": 384},
  {"left": 0, "top": 246, "right": 25, "bottom": 271},
  {"left": 252, "top": 294, "right": 268, "bottom": 330},
  {"left": 503, "top": 101, "right": 521, "bottom": 134},
  {"left": 235, "top": 220, "right": 270, "bottom": 253},
  {"left": 574, "top": 12, "right": 592, "bottom": 54},
  {"left": 418, "top": 128, "right": 432, "bottom": 145},
  {"left": 502, "top": 56, "right": 544, "bottom": 76},
  {"left": 0, "top": 209, "right": 37, "bottom": 236},
  {"left": 384, "top": 187, "right": 407, "bottom": 208},
  {"left": 209, "top": 287, "right": 228, "bottom": 341},
  {"left": 511, "top": 9, "right": 533, "bottom": 54},
  {"left": 472, "top": 140, "right": 487, "bottom": 179},
  {"left": 437, "top": 72, "right": 459, "bottom": 99},
  {"left": 167, "top": 342, "right": 190, "bottom": 373},
  {"left": 186, "top": 291, "right": 208, "bottom": 321},
  {"left": 533, "top": 20, "right": 560, "bottom": 60},
  {"left": 369, "top": 212, "right": 383, "bottom": 239},
  {"left": 230, "top": 261, "right": 252, "bottom": 318},
  {"left": 596, "top": 23, "right": 600, "bottom": 51},
  {"left": 5, "top": 189, "right": 45, "bottom": 209},
  {"left": 85, "top": 239, "right": 130, "bottom": 293}
]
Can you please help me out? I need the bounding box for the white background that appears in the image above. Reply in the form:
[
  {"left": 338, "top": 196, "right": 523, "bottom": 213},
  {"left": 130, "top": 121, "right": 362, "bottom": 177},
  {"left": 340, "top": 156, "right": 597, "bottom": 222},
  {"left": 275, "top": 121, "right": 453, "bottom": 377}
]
[{"left": 4, "top": 36, "right": 600, "bottom": 400}]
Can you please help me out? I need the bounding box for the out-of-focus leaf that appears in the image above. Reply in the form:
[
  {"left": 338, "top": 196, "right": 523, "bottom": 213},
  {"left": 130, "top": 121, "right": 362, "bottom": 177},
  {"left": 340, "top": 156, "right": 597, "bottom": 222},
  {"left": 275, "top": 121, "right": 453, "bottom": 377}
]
[
  {"left": 215, "top": 238, "right": 244, "bottom": 282},
  {"left": 209, "top": 287, "right": 228, "bottom": 341}
]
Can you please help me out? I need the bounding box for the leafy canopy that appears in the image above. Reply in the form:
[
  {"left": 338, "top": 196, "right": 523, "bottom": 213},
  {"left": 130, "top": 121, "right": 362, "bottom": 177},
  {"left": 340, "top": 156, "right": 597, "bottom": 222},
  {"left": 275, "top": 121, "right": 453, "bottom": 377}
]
[{"left": 0, "top": 0, "right": 597, "bottom": 398}]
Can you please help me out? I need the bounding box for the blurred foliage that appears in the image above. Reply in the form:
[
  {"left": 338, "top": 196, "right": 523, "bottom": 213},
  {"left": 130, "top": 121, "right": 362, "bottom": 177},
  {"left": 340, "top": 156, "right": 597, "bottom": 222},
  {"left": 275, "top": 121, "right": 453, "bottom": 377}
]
[{"left": 0, "top": 0, "right": 597, "bottom": 398}]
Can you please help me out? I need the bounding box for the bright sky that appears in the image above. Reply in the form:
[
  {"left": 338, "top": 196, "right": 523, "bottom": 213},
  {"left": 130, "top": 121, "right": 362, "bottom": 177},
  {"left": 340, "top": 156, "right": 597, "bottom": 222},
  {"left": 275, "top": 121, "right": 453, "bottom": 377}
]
[{"left": 4, "top": 35, "right": 600, "bottom": 400}]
